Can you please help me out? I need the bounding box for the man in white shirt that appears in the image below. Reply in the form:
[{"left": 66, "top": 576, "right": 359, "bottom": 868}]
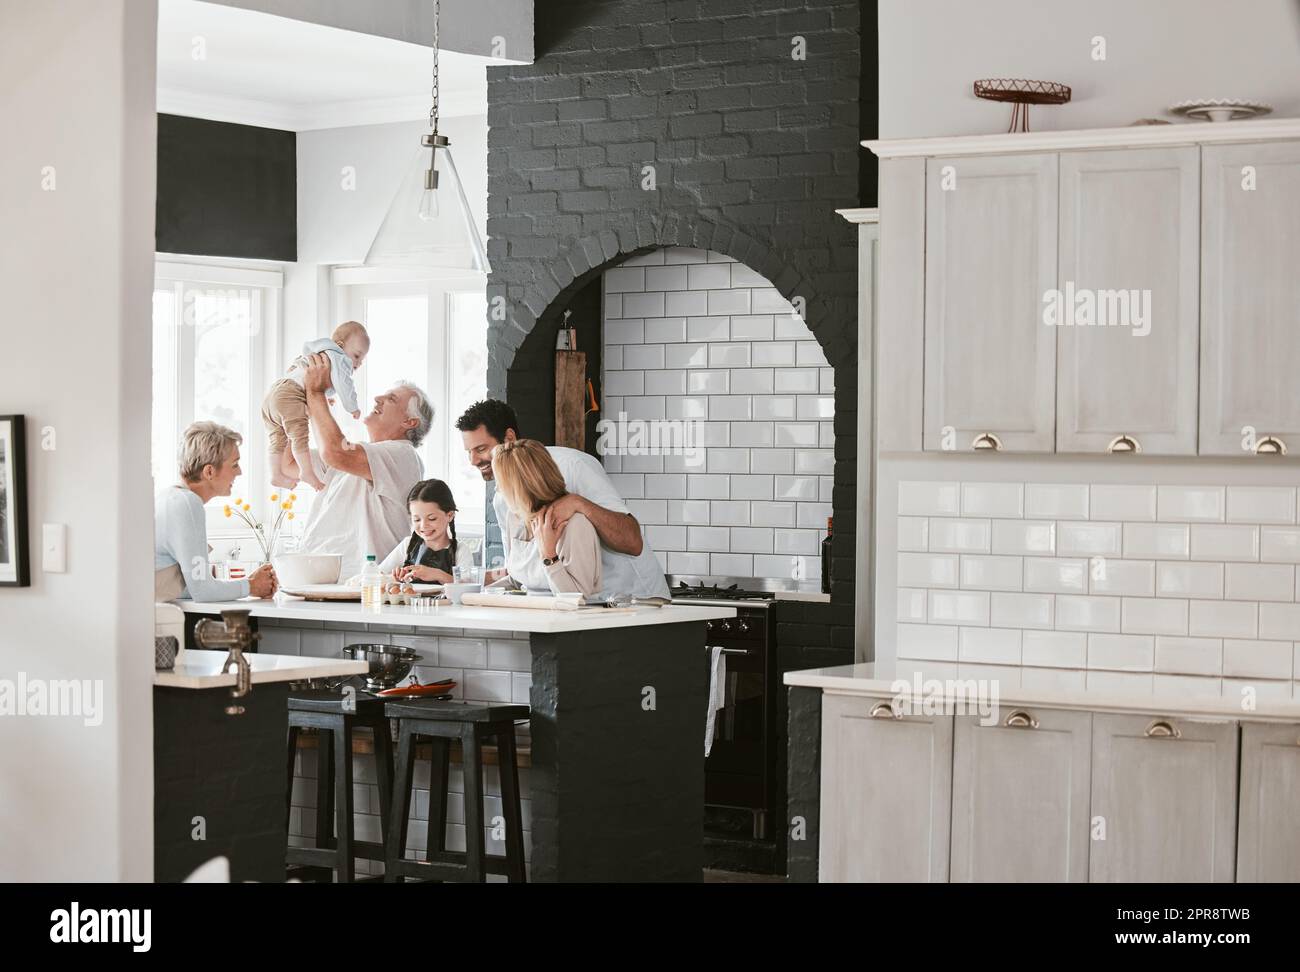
[
  {"left": 456, "top": 398, "right": 670, "bottom": 600},
  {"left": 297, "top": 353, "right": 431, "bottom": 580}
]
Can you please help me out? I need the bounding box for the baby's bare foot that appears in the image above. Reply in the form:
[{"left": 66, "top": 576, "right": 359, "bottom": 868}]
[
  {"left": 271, "top": 474, "right": 297, "bottom": 489},
  {"left": 302, "top": 474, "right": 327, "bottom": 491}
]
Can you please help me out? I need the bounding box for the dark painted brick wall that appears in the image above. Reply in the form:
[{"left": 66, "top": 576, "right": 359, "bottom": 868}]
[{"left": 484, "top": 0, "right": 862, "bottom": 650}]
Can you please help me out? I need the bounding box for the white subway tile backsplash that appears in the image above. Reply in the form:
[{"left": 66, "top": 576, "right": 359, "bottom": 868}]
[
  {"left": 794, "top": 449, "right": 833, "bottom": 476},
  {"left": 730, "top": 314, "right": 775, "bottom": 340},
  {"left": 753, "top": 288, "right": 795, "bottom": 314},
  {"left": 664, "top": 395, "right": 707, "bottom": 419},
  {"left": 623, "top": 291, "right": 666, "bottom": 318},
  {"left": 731, "top": 475, "right": 774, "bottom": 500},
  {"left": 663, "top": 290, "right": 708, "bottom": 317},
  {"left": 754, "top": 395, "right": 798, "bottom": 421},
  {"left": 774, "top": 476, "right": 818, "bottom": 501},
  {"left": 1091, "top": 485, "right": 1157, "bottom": 522},
  {"left": 687, "top": 316, "right": 731, "bottom": 342},
  {"left": 928, "top": 518, "right": 992, "bottom": 554},
  {"left": 629, "top": 499, "right": 668, "bottom": 525},
  {"left": 708, "top": 396, "right": 752, "bottom": 421},
  {"left": 605, "top": 319, "right": 645, "bottom": 345},
  {"left": 609, "top": 473, "right": 645, "bottom": 498},
  {"left": 646, "top": 525, "right": 687, "bottom": 550},
  {"left": 1225, "top": 564, "right": 1294, "bottom": 602},
  {"left": 1057, "top": 521, "right": 1122, "bottom": 558},
  {"left": 1123, "top": 523, "right": 1189, "bottom": 560},
  {"left": 732, "top": 423, "right": 777, "bottom": 448},
  {"left": 710, "top": 553, "right": 754, "bottom": 576},
  {"left": 1090, "top": 559, "right": 1155, "bottom": 597},
  {"left": 796, "top": 396, "right": 834, "bottom": 420},
  {"left": 898, "top": 481, "right": 960, "bottom": 516},
  {"left": 729, "top": 264, "right": 770, "bottom": 287},
  {"left": 898, "top": 588, "right": 928, "bottom": 623},
  {"left": 960, "top": 483, "right": 1024, "bottom": 519},
  {"left": 605, "top": 267, "right": 646, "bottom": 292},
  {"left": 708, "top": 343, "right": 751, "bottom": 367},
  {"left": 990, "top": 592, "right": 1054, "bottom": 630},
  {"left": 1055, "top": 595, "right": 1121, "bottom": 633},
  {"left": 773, "top": 312, "right": 812, "bottom": 339},
  {"left": 1188, "top": 600, "right": 1257, "bottom": 639},
  {"left": 774, "top": 368, "right": 819, "bottom": 394},
  {"left": 668, "top": 499, "right": 710, "bottom": 522},
  {"left": 668, "top": 552, "right": 710, "bottom": 575},
  {"left": 750, "top": 501, "right": 796, "bottom": 527},
  {"left": 663, "top": 343, "right": 707, "bottom": 368},
  {"left": 991, "top": 520, "right": 1056, "bottom": 556},
  {"left": 1155, "top": 637, "right": 1223, "bottom": 676},
  {"left": 664, "top": 247, "right": 706, "bottom": 264},
  {"left": 1223, "top": 639, "right": 1293, "bottom": 679},
  {"left": 1158, "top": 485, "right": 1226, "bottom": 522},
  {"left": 898, "top": 517, "right": 929, "bottom": 552},
  {"left": 643, "top": 474, "right": 686, "bottom": 499},
  {"left": 623, "top": 344, "right": 665, "bottom": 370},
  {"left": 1258, "top": 602, "right": 1300, "bottom": 641},
  {"left": 1022, "top": 630, "right": 1087, "bottom": 668},
  {"left": 708, "top": 499, "right": 750, "bottom": 525},
  {"left": 1227, "top": 486, "right": 1296, "bottom": 524},
  {"left": 688, "top": 526, "right": 730, "bottom": 552},
  {"left": 796, "top": 342, "right": 828, "bottom": 367},
  {"left": 750, "top": 448, "right": 792, "bottom": 473},
  {"left": 897, "top": 623, "right": 958, "bottom": 661},
  {"left": 1121, "top": 597, "right": 1188, "bottom": 636},
  {"left": 686, "top": 369, "right": 729, "bottom": 394},
  {"left": 705, "top": 449, "right": 749, "bottom": 475},
  {"left": 644, "top": 369, "right": 688, "bottom": 395},
  {"left": 687, "top": 474, "right": 730, "bottom": 500},
  {"left": 1025, "top": 484, "right": 1089, "bottom": 520},
  {"left": 604, "top": 370, "right": 644, "bottom": 396},
  {"left": 623, "top": 395, "right": 666, "bottom": 420},
  {"left": 1088, "top": 634, "right": 1154, "bottom": 672},
  {"left": 751, "top": 342, "right": 796, "bottom": 366},
  {"left": 796, "top": 503, "right": 833, "bottom": 530},
  {"left": 605, "top": 293, "right": 623, "bottom": 319},
  {"left": 1157, "top": 562, "right": 1225, "bottom": 600},
  {"left": 959, "top": 627, "right": 1021, "bottom": 664},
  {"left": 687, "top": 263, "right": 731, "bottom": 290},
  {"left": 645, "top": 315, "right": 690, "bottom": 342},
  {"left": 898, "top": 553, "right": 959, "bottom": 589},
  {"left": 732, "top": 369, "right": 775, "bottom": 394},
  {"left": 774, "top": 423, "right": 819, "bottom": 448},
  {"left": 1023, "top": 557, "right": 1087, "bottom": 594},
  {"left": 1189, "top": 524, "right": 1260, "bottom": 562},
  {"left": 774, "top": 529, "right": 818, "bottom": 555},
  {"left": 959, "top": 555, "right": 1022, "bottom": 592},
  {"left": 707, "top": 289, "right": 752, "bottom": 316},
  {"left": 1260, "top": 527, "right": 1300, "bottom": 563},
  {"left": 644, "top": 265, "right": 689, "bottom": 291}
]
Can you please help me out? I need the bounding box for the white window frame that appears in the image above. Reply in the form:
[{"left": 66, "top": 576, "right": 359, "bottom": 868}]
[
  {"left": 154, "top": 255, "right": 284, "bottom": 538},
  {"left": 330, "top": 265, "right": 488, "bottom": 535}
]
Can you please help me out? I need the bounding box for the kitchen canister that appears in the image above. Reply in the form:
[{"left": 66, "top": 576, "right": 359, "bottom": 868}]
[{"left": 155, "top": 635, "right": 179, "bottom": 671}]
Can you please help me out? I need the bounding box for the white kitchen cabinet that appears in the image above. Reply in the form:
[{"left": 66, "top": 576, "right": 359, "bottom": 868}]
[
  {"left": 923, "top": 153, "right": 1058, "bottom": 453},
  {"left": 1089, "top": 713, "right": 1238, "bottom": 882},
  {"left": 1236, "top": 722, "right": 1300, "bottom": 882},
  {"left": 1056, "top": 148, "right": 1200, "bottom": 455},
  {"left": 819, "top": 693, "right": 952, "bottom": 881},
  {"left": 1200, "top": 140, "right": 1300, "bottom": 456},
  {"left": 950, "top": 708, "right": 1092, "bottom": 882}
]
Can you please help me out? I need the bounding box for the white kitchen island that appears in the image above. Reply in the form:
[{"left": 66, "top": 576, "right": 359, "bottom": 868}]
[
  {"left": 174, "top": 596, "right": 736, "bottom": 882},
  {"left": 785, "top": 660, "right": 1300, "bottom": 884}
]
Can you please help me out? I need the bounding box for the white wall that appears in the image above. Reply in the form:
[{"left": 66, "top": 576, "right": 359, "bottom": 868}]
[
  {"left": 0, "top": 0, "right": 157, "bottom": 880},
  {"left": 209, "top": 0, "right": 534, "bottom": 61},
  {"left": 287, "top": 114, "right": 488, "bottom": 355},
  {"left": 880, "top": 0, "right": 1300, "bottom": 137}
]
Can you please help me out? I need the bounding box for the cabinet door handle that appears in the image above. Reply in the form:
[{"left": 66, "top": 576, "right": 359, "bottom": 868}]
[
  {"left": 869, "top": 701, "right": 901, "bottom": 720},
  {"left": 1003, "top": 709, "right": 1039, "bottom": 729},
  {"left": 972, "top": 432, "right": 1003, "bottom": 452},
  {"left": 1144, "top": 719, "right": 1181, "bottom": 739},
  {"left": 1107, "top": 434, "right": 1142, "bottom": 454},
  {"left": 1254, "top": 435, "right": 1288, "bottom": 456}
]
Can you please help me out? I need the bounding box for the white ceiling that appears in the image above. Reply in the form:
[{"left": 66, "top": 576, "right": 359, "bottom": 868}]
[{"left": 157, "top": 0, "right": 495, "bottom": 131}]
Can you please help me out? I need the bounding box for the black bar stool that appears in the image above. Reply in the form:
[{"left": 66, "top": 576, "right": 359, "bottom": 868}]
[
  {"left": 383, "top": 700, "right": 529, "bottom": 883},
  {"left": 285, "top": 688, "right": 394, "bottom": 882}
]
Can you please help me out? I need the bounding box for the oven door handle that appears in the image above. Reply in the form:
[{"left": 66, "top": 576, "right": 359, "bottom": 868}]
[{"left": 714, "top": 647, "right": 752, "bottom": 656}]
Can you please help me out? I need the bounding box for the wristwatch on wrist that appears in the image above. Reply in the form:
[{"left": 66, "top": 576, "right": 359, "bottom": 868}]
[{"left": 542, "top": 554, "right": 559, "bottom": 567}]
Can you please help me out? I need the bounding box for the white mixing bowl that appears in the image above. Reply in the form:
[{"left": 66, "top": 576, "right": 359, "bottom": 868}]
[{"left": 273, "top": 553, "right": 343, "bottom": 587}]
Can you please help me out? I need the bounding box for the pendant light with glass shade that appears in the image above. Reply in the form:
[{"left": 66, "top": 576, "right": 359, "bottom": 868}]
[{"left": 364, "top": 0, "right": 490, "bottom": 272}]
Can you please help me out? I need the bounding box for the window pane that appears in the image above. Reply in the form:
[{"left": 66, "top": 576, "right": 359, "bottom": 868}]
[
  {"left": 448, "top": 291, "right": 488, "bottom": 534},
  {"left": 151, "top": 289, "right": 177, "bottom": 489},
  {"left": 361, "top": 296, "right": 429, "bottom": 409},
  {"left": 192, "top": 289, "right": 252, "bottom": 506}
]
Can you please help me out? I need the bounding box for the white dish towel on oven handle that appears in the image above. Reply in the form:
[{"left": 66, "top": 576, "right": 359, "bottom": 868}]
[{"left": 705, "top": 645, "right": 728, "bottom": 757}]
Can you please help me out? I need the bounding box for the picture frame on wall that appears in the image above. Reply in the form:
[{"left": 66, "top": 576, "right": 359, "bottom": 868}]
[{"left": 0, "top": 415, "right": 30, "bottom": 587}]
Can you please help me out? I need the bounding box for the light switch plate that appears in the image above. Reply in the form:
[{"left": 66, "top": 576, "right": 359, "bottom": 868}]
[{"left": 43, "top": 523, "right": 67, "bottom": 573}]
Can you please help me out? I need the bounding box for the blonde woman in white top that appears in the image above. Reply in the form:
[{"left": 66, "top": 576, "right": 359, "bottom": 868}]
[{"left": 491, "top": 438, "right": 601, "bottom": 597}]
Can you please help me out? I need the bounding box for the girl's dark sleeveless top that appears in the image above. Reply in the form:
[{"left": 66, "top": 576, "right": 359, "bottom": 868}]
[{"left": 403, "top": 532, "right": 455, "bottom": 574}]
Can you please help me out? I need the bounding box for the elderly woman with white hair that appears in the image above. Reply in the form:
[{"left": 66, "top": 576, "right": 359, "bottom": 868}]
[{"left": 155, "top": 422, "right": 278, "bottom": 601}]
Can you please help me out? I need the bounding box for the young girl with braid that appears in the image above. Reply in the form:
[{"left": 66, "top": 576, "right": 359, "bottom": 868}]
[{"left": 377, "top": 479, "right": 476, "bottom": 584}]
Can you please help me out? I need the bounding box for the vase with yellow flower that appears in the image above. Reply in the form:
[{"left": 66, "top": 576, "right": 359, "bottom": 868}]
[{"left": 222, "top": 492, "right": 299, "bottom": 564}]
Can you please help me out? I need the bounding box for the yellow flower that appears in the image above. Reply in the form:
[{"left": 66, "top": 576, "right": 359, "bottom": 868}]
[
  {"left": 234, "top": 498, "right": 242, "bottom": 506},
  {"left": 281, "top": 501, "right": 291, "bottom": 510},
  {"left": 223, "top": 506, "right": 232, "bottom": 517},
  {"left": 270, "top": 493, "right": 279, "bottom": 503},
  {"left": 287, "top": 512, "right": 295, "bottom": 520},
  {"left": 289, "top": 493, "right": 297, "bottom": 502},
  {"left": 243, "top": 503, "right": 251, "bottom": 511}
]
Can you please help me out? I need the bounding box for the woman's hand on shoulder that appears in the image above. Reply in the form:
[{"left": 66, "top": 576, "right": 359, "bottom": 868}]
[{"left": 532, "top": 511, "right": 560, "bottom": 562}]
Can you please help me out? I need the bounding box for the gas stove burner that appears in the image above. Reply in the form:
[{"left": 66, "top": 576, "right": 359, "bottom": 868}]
[{"left": 671, "top": 582, "right": 776, "bottom": 602}]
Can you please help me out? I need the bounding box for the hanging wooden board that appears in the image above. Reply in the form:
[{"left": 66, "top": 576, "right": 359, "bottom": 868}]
[{"left": 555, "top": 350, "right": 588, "bottom": 450}]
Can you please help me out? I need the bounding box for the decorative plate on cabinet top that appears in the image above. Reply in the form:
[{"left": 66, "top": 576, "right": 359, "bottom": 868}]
[{"left": 1169, "top": 99, "right": 1273, "bottom": 122}]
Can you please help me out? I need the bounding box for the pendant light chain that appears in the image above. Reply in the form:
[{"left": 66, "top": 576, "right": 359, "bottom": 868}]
[{"left": 429, "top": 0, "right": 440, "bottom": 137}]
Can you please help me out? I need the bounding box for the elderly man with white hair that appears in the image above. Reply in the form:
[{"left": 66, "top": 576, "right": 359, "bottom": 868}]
[{"left": 297, "top": 352, "right": 433, "bottom": 579}]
